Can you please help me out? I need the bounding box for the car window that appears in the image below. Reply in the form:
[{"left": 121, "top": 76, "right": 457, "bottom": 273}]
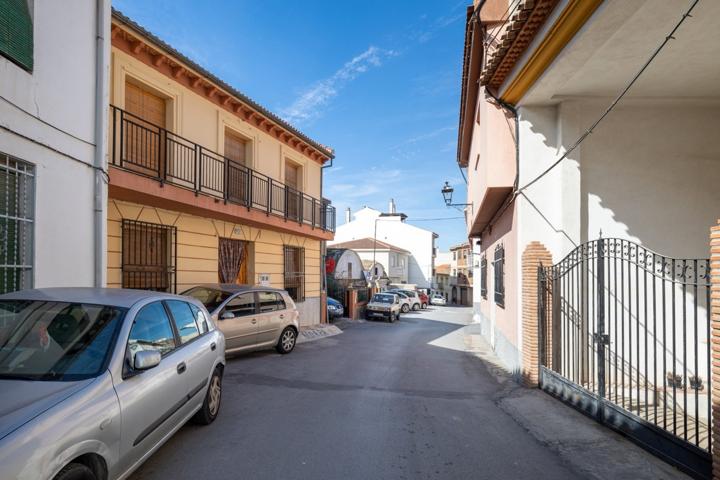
[
  {"left": 127, "top": 302, "right": 176, "bottom": 363},
  {"left": 259, "top": 292, "right": 285, "bottom": 313},
  {"left": 225, "top": 293, "right": 256, "bottom": 317},
  {"left": 188, "top": 303, "right": 209, "bottom": 333},
  {"left": 166, "top": 300, "right": 201, "bottom": 344},
  {"left": 181, "top": 287, "right": 232, "bottom": 312}
]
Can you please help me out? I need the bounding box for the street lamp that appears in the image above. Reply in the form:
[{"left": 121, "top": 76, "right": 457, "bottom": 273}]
[{"left": 441, "top": 181, "right": 471, "bottom": 207}]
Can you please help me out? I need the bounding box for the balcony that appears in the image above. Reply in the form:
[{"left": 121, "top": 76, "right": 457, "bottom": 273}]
[{"left": 109, "top": 105, "right": 336, "bottom": 233}]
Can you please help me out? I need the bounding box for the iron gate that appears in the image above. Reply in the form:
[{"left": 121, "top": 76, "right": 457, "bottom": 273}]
[{"left": 538, "top": 238, "right": 711, "bottom": 479}]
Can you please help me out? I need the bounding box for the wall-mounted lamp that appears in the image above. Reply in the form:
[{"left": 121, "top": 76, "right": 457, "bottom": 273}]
[{"left": 441, "top": 181, "right": 471, "bottom": 207}]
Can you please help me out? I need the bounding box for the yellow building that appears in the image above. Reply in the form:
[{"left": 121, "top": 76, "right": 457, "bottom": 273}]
[{"left": 107, "top": 10, "right": 335, "bottom": 324}]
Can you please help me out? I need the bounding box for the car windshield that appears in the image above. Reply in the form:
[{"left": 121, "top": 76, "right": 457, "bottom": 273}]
[
  {"left": 395, "top": 292, "right": 407, "bottom": 298},
  {"left": 182, "top": 287, "right": 232, "bottom": 312},
  {"left": 0, "top": 300, "right": 126, "bottom": 381},
  {"left": 372, "top": 294, "right": 395, "bottom": 304}
]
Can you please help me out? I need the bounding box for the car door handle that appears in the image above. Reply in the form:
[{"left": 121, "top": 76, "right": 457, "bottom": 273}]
[
  {"left": 251, "top": 319, "right": 257, "bottom": 324},
  {"left": 279, "top": 314, "right": 285, "bottom": 319},
  {"left": 211, "top": 342, "right": 216, "bottom": 351},
  {"left": 177, "top": 362, "right": 186, "bottom": 374}
]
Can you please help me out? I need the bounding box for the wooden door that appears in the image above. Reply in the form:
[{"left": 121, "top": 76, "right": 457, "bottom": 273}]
[
  {"left": 284, "top": 160, "right": 301, "bottom": 220},
  {"left": 225, "top": 130, "right": 249, "bottom": 204},
  {"left": 124, "top": 81, "right": 166, "bottom": 174}
]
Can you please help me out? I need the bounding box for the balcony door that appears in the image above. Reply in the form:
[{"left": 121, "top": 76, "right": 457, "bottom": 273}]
[
  {"left": 225, "top": 130, "right": 249, "bottom": 205},
  {"left": 285, "top": 160, "right": 302, "bottom": 221},
  {"left": 124, "top": 81, "right": 166, "bottom": 177}
]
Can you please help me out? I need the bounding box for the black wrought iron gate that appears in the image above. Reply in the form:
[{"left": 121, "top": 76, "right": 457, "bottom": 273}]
[{"left": 538, "top": 238, "right": 711, "bottom": 479}]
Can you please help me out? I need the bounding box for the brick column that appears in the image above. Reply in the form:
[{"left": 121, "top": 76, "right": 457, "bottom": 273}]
[
  {"left": 521, "top": 241, "right": 553, "bottom": 387},
  {"left": 710, "top": 222, "right": 720, "bottom": 479}
]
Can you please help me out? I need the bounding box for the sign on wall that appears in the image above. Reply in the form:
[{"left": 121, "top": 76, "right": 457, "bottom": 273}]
[{"left": 258, "top": 273, "right": 270, "bottom": 287}]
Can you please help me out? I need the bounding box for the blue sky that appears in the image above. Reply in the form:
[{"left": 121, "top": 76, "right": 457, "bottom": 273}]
[{"left": 113, "top": 0, "right": 469, "bottom": 251}]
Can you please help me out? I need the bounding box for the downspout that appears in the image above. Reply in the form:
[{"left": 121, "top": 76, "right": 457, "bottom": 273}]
[
  {"left": 319, "top": 156, "right": 334, "bottom": 322},
  {"left": 93, "top": 0, "right": 110, "bottom": 287}
]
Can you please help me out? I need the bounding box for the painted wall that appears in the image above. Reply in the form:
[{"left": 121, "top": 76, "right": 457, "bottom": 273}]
[
  {"left": 0, "top": 1, "right": 109, "bottom": 289},
  {"left": 331, "top": 207, "right": 435, "bottom": 288},
  {"left": 107, "top": 199, "right": 322, "bottom": 325},
  {"left": 110, "top": 48, "right": 322, "bottom": 199}
]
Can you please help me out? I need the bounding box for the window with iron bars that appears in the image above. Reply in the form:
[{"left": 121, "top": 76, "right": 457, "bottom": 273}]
[
  {"left": 480, "top": 255, "right": 487, "bottom": 299},
  {"left": 493, "top": 245, "right": 504, "bottom": 307},
  {"left": 0, "top": 153, "right": 34, "bottom": 294},
  {"left": 283, "top": 246, "right": 305, "bottom": 302},
  {"left": 122, "top": 219, "right": 177, "bottom": 292}
]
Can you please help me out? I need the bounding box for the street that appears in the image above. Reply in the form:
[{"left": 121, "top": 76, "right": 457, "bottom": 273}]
[{"left": 130, "top": 306, "right": 577, "bottom": 480}]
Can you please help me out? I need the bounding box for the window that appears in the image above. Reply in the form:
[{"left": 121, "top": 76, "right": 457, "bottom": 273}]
[
  {"left": 0, "top": 0, "right": 33, "bottom": 71},
  {"left": 284, "top": 160, "right": 302, "bottom": 221},
  {"left": 127, "top": 302, "right": 176, "bottom": 364},
  {"left": 225, "top": 293, "right": 256, "bottom": 317},
  {"left": 121, "top": 220, "right": 177, "bottom": 292},
  {"left": 224, "top": 129, "right": 249, "bottom": 166},
  {"left": 480, "top": 255, "right": 487, "bottom": 299},
  {"left": 124, "top": 81, "right": 167, "bottom": 174},
  {"left": 182, "top": 287, "right": 231, "bottom": 312},
  {"left": 348, "top": 262, "right": 353, "bottom": 279},
  {"left": 453, "top": 251, "right": 456, "bottom": 260},
  {"left": 224, "top": 131, "right": 250, "bottom": 205},
  {"left": 283, "top": 246, "right": 305, "bottom": 302},
  {"left": 493, "top": 245, "right": 505, "bottom": 307},
  {"left": 258, "top": 291, "right": 285, "bottom": 313},
  {"left": 218, "top": 237, "right": 247, "bottom": 284},
  {"left": 166, "top": 300, "right": 200, "bottom": 344},
  {"left": 0, "top": 154, "right": 34, "bottom": 294}
]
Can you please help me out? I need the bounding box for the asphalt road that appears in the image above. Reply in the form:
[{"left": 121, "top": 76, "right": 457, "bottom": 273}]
[{"left": 130, "top": 306, "right": 578, "bottom": 480}]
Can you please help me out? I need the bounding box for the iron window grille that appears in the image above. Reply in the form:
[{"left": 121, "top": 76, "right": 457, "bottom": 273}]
[
  {"left": 493, "top": 245, "right": 504, "bottom": 307},
  {"left": 480, "top": 255, "right": 487, "bottom": 299},
  {"left": 121, "top": 219, "right": 177, "bottom": 292},
  {"left": 283, "top": 246, "right": 305, "bottom": 302},
  {"left": 0, "top": 153, "right": 34, "bottom": 294}
]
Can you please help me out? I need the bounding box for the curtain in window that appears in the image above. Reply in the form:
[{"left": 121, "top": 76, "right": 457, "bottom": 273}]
[{"left": 219, "top": 238, "right": 246, "bottom": 283}]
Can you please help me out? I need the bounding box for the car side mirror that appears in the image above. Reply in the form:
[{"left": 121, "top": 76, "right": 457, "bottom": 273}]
[
  {"left": 220, "top": 310, "right": 235, "bottom": 320},
  {"left": 134, "top": 350, "right": 161, "bottom": 370}
]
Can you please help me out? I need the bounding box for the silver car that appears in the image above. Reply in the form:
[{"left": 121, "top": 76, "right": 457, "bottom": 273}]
[
  {"left": 0, "top": 288, "right": 225, "bottom": 480},
  {"left": 182, "top": 284, "right": 300, "bottom": 355}
]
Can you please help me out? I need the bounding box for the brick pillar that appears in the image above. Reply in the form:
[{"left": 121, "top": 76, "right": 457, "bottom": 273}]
[
  {"left": 521, "top": 241, "right": 553, "bottom": 387},
  {"left": 710, "top": 222, "right": 720, "bottom": 479}
]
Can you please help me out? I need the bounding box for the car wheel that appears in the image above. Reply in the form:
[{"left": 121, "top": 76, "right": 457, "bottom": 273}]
[
  {"left": 193, "top": 367, "right": 223, "bottom": 425},
  {"left": 422, "top": 303, "right": 427, "bottom": 309},
  {"left": 401, "top": 304, "right": 409, "bottom": 313},
  {"left": 412, "top": 303, "right": 420, "bottom": 311},
  {"left": 54, "top": 463, "right": 96, "bottom": 480},
  {"left": 276, "top": 326, "right": 297, "bottom": 354}
]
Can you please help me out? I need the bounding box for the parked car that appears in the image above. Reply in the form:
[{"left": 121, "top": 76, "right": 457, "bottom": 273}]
[
  {"left": 418, "top": 291, "right": 429, "bottom": 309},
  {"left": 431, "top": 294, "right": 447, "bottom": 306},
  {"left": 182, "top": 284, "right": 299, "bottom": 355},
  {"left": 327, "top": 297, "right": 344, "bottom": 319},
  {"left": 390, "top": 290, "right": 413, "bottom": 313},
  {"left": 390, "top": 289, "right": 422, "bottom": 311},
  {"left": 0, "top": 288, "right": 225, "bottom": 480},
  {"left": 365, "top": 293, "right": 402, "bottom": 322}
]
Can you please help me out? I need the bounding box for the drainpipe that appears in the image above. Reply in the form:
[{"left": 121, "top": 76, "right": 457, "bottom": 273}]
[
  {"left": 320, "top": 156, "right": 333, "bottom": 322},
  {"left": 93, "top": 0, "right": 110, "bottom": 287}
]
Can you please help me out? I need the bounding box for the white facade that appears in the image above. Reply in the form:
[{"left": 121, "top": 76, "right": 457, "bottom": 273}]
[
  {"left": 330, "top": 207, "right": 437, "bottom": 288},
  {"left": 0, "top": 0, "right": 110, "bottom": 291},
  {"left": 355, "top": 249, "right": 409, "bottom": 283}
]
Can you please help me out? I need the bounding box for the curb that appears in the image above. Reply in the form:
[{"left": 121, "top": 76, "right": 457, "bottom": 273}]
[{"left": 297, "top": 323, "right": 343, "bottom": 344}]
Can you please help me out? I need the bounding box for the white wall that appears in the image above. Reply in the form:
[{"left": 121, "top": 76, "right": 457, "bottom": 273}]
[
  {"left": 0, "top": 1, "right": 109, "bottom": 289},
  {"left": 331, "top": 207, "right": 435, "bottom": 288}
]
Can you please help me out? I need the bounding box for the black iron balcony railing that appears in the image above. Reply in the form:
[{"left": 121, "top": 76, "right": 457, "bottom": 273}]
[{"left": 110, "top": 105, "right": 336, "bottom": 232}]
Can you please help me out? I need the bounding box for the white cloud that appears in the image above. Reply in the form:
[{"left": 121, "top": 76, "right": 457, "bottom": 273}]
[{"left": 281, "top": 46, "right": 397, "bottom": 125}]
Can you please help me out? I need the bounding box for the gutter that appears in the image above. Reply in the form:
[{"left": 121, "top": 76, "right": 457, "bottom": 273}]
[
  {"left": 93, "top": 0, "right": 110, "bottom": 287},
  {"left": 319, "top": 157, "right": 334, "bottom": 322}
]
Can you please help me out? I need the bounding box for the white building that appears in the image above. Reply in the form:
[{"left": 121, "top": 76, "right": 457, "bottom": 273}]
[
  {"left": 330, "top": 237, "right": 410, "bottom": 284},
  {"left": 0, "top": 1, "right": 110, "bottom": 292},
  {"left": 330, "top": 200, "right": 437, "bottom": 288}
]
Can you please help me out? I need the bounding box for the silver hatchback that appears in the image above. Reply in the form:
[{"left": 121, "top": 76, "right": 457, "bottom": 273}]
[
  {"left": 182, "top": 284, "right": 300, "bottom": 355},
  {"left": 0, "top": 288, "right": 226, "bottom": 480}
]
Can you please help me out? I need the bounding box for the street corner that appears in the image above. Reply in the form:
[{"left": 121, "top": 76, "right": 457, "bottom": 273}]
[{"left": 297, "top": 323, "right": 343, "bottom": 344}]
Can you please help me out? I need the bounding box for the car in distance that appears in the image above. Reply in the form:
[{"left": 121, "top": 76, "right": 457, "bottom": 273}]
[
  {"left": 431, "top": 294, "right": 447, "bottom": 306},
  {"left": 390, "top": 290, "right": 413, "bottom": 313},
  {"left": 182, "top": 284, "right": 299, "bottom": 355},
  {"left": 327, "top": 297, "right": 344, "bottom": 319},
  {"left": 0, "top": 288, "right": 225, "bottom": 480},
  {"left": 418, "top": 291, "right": 429, "bottom": 309},
  {"left": 365, "top": 293, "right": 401, "bottom": 322},
  {"left": 390, "top": 289, "right": 422, "bottom": 311}
]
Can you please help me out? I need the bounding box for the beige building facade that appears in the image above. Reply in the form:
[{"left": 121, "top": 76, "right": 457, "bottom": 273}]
[{"left": 107, "top": 10, "right": 335, "bottom": 325}]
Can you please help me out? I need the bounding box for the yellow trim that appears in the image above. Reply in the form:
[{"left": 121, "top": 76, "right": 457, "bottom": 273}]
[{"left": 501, "top": 0, "right": 603, "bottom": 105}]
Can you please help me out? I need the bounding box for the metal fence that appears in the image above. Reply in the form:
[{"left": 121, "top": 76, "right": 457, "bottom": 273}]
[
  {"left": 538, "top": 238, "right": 711, "bottom": 478},
  {"left": 110, "top": 105, "right": 336, "bottom": 232},
  {"left": 0, "top": 153, "right": 34, "bottom": 294}
]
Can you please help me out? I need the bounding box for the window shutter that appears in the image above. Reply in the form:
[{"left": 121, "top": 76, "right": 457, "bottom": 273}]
[{"left": 0, "top": 0, "right": 33, "bottom": 71}]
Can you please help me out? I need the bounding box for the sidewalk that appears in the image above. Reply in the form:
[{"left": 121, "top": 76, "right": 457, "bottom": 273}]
[
  {"left": 462, "top": 323, "right": 689, "bottom": 480},
  {"left": 297, "top": 322, "right": 343, "bottom": 344}
]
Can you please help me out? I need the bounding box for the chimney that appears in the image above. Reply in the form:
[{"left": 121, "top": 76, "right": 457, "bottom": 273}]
[
  {"left": 345, "top": 207, "right": 351, "bottom": 224},
  {"left": 389, "top": 198, "right": 396, "bottom": 214}
]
